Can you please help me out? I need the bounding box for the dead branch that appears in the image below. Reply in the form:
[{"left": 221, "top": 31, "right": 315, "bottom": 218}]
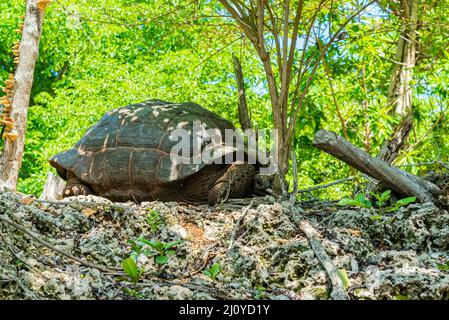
[
  {"left": 312, "top": 130, "right": 440, "bottom": 203},
  {"left": 298, "top": 220, "right": 348, "bottom": 300},
  {"left": 232, "top": 54, "right": 252, "bottom": 130},
  {"left": 227, "top": 200, "right": 254, "bottom": 251},
  {"left": 289, "top": 151, "right": 299, "bottom": 203},
  {"left": 34, "top": 198, "right": 137, "bottom": 211}
]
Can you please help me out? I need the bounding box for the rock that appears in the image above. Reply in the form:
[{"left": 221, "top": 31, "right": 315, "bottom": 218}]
[{"left": 2, "top": 190, "right": 449, "bottom": 300}]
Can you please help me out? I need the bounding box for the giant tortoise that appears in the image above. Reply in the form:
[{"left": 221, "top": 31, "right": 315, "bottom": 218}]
[{"left": 50, "top": 100, "right": 257, "bottom": 205}]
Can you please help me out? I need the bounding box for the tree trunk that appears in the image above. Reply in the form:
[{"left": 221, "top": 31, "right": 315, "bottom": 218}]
[
  {"left": 313, "top": 130, "right": 440, "bottom": 203},
  {"left": 0, "top": 0, "right": 45, "bottom": 190},
  {"left": 378, "top": 0, "right": 418, "bottom": 163}
]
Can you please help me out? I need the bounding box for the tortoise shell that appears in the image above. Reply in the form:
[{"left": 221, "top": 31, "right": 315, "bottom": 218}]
[{"left": 49, "top": 100, "right": 236, "bottom": 201}]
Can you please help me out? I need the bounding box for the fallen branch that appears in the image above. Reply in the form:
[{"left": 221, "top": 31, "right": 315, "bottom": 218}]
[
  {"left": 34, "top": 198, "right": 136, "bottom": 211},
  {"left": 0, "top": 212, "right": 122, "bottom": 274},
  {"left": 312, "top": 130, "right": 440, "bottom": 203},
  {"left": 298, "top": 220, "right": 348, "bottom": 300},
  {"left": 227, "top": 200, "right": 254, "bottom": 252}
]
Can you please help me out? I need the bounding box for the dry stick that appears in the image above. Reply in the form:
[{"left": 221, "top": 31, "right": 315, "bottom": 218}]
[
  {"left": 232, "top": 54, "right": 252, "bottom": 131},
  {"left": 298, "top": 220, "right": 348, "bottom": 300},
  {"left": 313, "top": 130, "right": 437, "bottom": 203},
  {"left": 34, "top": 198, "right": 137, "bottom": 211},
  {"left": 227, "top": 200, "right": 254, "bottom": 252},
  {"left": 289, "top": 151, "right": 299, "bottom": 204},
  {"left": 298, "top": 176, "right": 356, "bottom": 193},
  {"left": 0, "top": 213, "right": 122, "bottom": 274}
]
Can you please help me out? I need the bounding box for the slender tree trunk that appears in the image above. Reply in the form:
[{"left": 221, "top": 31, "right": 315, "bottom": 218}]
[
  {"left": 0, "top": 0, "right": 45, "bottom": 190},
  {"left": 378, "top": 0, "right": 418, "bottom": 163}
]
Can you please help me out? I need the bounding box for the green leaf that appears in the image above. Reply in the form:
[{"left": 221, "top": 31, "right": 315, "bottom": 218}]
[
  {"left": 142, "top": 249, "right": 157, "bottom": 256},
  {"left": 396, "top": 197, "right": 416, "bottom": 206},
  {"left": 164, "top": 240, "right": 181, "bottom": 250},
  {"left": 337, "top": 198, "right": 359, "bottom": 206},
  {"left": 138, "top": 237, "right": 157, "bottom": 247},
  {"left": 155, "top": 255, "right": 168, "bottom": 265},
  {"left": 381, "top": 190, "right": 392, "bottom": 200},
  {"left": 336, "top": 269, "right": 349, "bottom": 289},
  {"left": 122, "top": 257, "right": 140, "bottom": 283},
  {"left": 355, "top": 193, "right": 366, "bottom": 203},
  {"left": 128, "top": 239, "right": 140, "bottom": 252}
]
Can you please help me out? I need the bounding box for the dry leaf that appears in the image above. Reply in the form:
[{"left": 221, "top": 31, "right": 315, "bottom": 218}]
[
  {"left": 82, "top": 207, "right": 97, "bottom": 217},
  {"left": 346, "top": 228, "right": 361, "bottom": 237},
  {"left": 20, "top": 197, "right": 35, "bottom": 205}
]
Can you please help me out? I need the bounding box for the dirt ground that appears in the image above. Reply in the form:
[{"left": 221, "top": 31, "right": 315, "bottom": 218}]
[{"left": 1, "top": 188, "right": 449, "bottom": 300}]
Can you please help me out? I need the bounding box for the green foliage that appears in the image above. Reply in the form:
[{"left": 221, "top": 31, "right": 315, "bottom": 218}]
[
  {"left": 436, "top": 261, "right": 449, "bottom": 271},
  {"left": 136, "top": 238, "right": 180, "bottom": 265},
  {"left": 336, "top": 269, "right": 350, "bottom": 290},
  {"left": 338, "top": 190, "right": 416, "bottom": 219},
  {"left": 202, "top": 263, "right": 221, "bottom": 280},
  {"left": 254, "top": 286, "right": 267, "bottom": 300},
  {"left": 371, "top": 190, "right": 392, "bottom": 209},
  {"left": 338, "top": 193, "right": 372, "bottom": 208},
  {"left": 385, "top": 197, "right": 416, "bottom": 213},
  {"left": 121, "top": 257, "right": 143, "bottom": 284},
  {"left": 0, "top": 1, "right": 448, "bottom": 198},
  {"left": 146, "top": 209, "right": 163, "bottom": 233}
]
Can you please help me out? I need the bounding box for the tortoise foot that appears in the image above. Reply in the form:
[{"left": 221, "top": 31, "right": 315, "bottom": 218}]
[
  {"left": 63, "top": 178, "right": 94, "bottom": 197},
  {"left": 208, "top": 163, "right": 256, "bottom": 206}
]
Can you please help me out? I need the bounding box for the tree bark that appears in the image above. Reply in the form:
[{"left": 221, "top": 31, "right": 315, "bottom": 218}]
[
  {"left": 378, "top": 0, "right": 418, "bottom": 163},
  {"left": 313, "top": 130, "right": 440, "bottom": 203},
  {"left": 39, "top": 172, "right": 66, "bottom": 200},
  {"left": 0, "top": 0, "right": 45, "bottom": 190}
]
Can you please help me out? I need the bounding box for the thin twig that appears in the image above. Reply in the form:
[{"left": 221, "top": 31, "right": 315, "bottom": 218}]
[
  {"left": 298, "top": 176, "right": 355, "bottom": 193},
  {"left": 289, "top": 151, "right": 299, "bottom": 204}
]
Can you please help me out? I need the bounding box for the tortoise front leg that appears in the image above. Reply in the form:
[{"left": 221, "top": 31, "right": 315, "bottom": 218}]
[
  {"left": 63, "top": 172, "right": 94, "bottom": 197},
  {"left": 208, "top": 163, "right": 256, "bottom": 205}
]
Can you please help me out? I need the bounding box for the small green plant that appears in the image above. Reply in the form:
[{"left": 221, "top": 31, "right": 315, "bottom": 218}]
[
  {"left": 436, "top": 261, "right": 449, "bottom": 271},
  {"left": 336, "top": 269, "right": 349, "bottom": 289},
  {"left": 203, "top": 263, "right": 221, "bottom": 280},
  {"left": 137, "top": 238, "right": 181, "bottom": 265},
  {"left": 338, "top": 190, "right": 416, "bottom": 221},
  {"left": 337, "top": 193, "right": 372, "bottom": 208},
  {"left": 385, "top": 196, "right": 416, "bottom": 213},
  {"left": 122, "top": 257, "right": 144, "bottom": 284},
  {"left": 371, "top": 190, "right": 392, "bottom": 210},
  {"left": 146, "top": 209, "right": 163, "bottom": 232},
  {"left": 254, "top": 286, "right": 266, "bottom": 299}
]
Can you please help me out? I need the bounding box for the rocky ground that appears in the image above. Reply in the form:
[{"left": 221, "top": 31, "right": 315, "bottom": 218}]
[{"left": 1, "top": 187, "right": 449, "bottom": 300}]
